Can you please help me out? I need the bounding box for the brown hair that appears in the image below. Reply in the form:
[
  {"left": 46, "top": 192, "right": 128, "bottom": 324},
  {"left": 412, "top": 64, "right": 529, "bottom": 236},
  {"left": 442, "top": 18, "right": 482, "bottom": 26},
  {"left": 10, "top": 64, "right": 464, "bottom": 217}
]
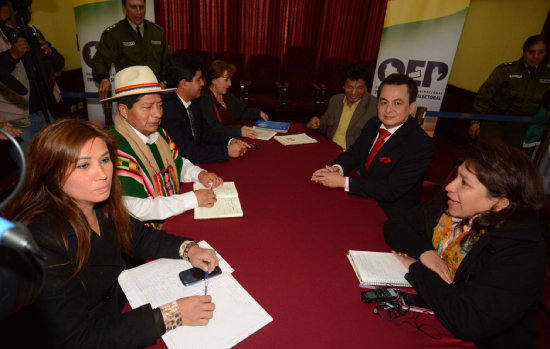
[
  {"left": 459, "top": 140, "right": 549, "bottom": 235},
  {"left": 11, "top": 118, "right": 132, "bottom": 279},
  {"left": 205, "top": 60, "right": 236, "bottom": 85}
]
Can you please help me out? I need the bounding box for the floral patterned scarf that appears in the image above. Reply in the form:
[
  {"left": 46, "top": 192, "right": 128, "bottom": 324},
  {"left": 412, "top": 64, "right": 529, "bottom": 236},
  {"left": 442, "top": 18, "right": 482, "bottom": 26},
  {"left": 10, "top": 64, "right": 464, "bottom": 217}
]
[{"left": 432, "top": 212, "right": 485, "bottom": 280}]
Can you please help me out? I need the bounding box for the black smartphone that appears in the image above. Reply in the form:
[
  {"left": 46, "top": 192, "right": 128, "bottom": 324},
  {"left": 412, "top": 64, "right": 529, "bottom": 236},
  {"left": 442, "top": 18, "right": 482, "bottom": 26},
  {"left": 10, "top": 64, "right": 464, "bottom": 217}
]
[
  {"left": 361, "top": 288, "right": 398, "bottom": 304},
  {"left": 179, "top": 266, "right": 222, "bottom": 286},
  {"left": 396, "top": 290, "right": 434, "bottom": 314}
]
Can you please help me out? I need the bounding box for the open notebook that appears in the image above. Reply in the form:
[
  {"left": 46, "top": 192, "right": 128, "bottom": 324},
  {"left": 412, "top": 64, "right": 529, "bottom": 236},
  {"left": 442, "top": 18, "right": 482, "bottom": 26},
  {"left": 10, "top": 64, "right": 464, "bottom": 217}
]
[
  {"left": 118, "top": 241, "right": 273, "bottom": 349},
  {"left": 347, "top": 250, "right": 412, "bottom": 288},
  {"left": 193, "top": 181, "right": 243, "bottom": 219}
]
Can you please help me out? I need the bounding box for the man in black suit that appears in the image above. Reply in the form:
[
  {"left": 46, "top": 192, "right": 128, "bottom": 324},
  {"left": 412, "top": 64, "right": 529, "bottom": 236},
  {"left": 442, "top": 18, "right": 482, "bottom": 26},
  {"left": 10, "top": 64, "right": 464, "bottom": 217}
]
[
  {"left": 311, "top": 74, "right": 434, "bottom": 217},
  {"left": 161, "top": 50, "right": 249, "bottom": 163}
]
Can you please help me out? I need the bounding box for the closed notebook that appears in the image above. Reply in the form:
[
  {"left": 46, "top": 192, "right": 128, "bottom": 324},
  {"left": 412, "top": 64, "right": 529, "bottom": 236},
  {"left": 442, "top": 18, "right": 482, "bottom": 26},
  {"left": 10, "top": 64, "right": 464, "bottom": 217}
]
[
  {"left": 347, "top": 250, "right": 411, "bottom": 288},
  {"left": 253, "top": 120, "right": 290, "bottom": 133}
]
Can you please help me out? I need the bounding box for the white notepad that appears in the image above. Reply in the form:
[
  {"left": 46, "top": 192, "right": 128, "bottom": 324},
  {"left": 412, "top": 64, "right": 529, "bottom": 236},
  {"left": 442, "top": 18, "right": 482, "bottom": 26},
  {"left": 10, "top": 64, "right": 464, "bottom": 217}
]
[
  {"left": 243, "top": 126, "right": 277, "bottom": 141},
  {"left": 118, "top": 241, "right": 273, "bottom": 349},
  {"left": 347, "top": 250, "right": 412, "bottom": 288},
  {"left": 274, "top": 133, "right": 318, "bottom": 146},
  {"left": 193, "top": 182, "right": 243, "bottom": 219}
]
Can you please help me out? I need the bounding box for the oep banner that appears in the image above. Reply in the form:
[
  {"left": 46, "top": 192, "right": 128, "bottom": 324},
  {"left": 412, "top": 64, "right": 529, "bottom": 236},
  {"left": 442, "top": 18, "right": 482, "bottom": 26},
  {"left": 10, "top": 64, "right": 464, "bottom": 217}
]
[
  {"left": 372, "top": 0, "right": 470, "bottom": 136},
  {"left": 73, "top": 0, "right": 155, "bottom": 126}
]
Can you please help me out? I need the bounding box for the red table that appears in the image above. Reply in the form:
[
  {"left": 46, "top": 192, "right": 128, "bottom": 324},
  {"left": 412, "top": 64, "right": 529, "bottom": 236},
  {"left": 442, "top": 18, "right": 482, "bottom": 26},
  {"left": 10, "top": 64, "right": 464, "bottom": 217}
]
[{"left": 154, "top": 123, "right": 475, "bottom": 348}]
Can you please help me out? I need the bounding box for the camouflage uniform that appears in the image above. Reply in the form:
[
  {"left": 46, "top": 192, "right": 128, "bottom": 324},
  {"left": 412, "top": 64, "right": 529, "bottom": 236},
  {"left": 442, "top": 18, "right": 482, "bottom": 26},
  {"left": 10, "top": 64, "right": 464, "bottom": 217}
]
[
  {"left": 473, "top": 58, "right": 550, "bottom": 148},
  {"left": 92, "top": 19, "right": 172, "bottom": 83}
]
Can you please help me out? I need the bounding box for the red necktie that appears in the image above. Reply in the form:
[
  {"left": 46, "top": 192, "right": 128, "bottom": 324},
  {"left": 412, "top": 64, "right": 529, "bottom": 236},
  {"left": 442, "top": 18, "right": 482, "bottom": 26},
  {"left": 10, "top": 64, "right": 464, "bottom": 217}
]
[{"left": 365, "top": 128, "right": 391, "bottom": 170}]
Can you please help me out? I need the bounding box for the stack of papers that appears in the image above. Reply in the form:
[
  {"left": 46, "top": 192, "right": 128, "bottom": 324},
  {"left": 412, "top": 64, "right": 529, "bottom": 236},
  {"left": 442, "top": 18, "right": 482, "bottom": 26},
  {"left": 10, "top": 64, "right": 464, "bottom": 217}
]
[
  {"left": 193, "top": 182, "right": 243, "bottom": 220},
  {"left": 274, "top": 133, "right": 318, "bottom": 146},
  {"left": 243, "top": 126, "right": 276, "bottom": 141},
  {"left": 118, "top": 241, "right": 273, "bottom": 349}
]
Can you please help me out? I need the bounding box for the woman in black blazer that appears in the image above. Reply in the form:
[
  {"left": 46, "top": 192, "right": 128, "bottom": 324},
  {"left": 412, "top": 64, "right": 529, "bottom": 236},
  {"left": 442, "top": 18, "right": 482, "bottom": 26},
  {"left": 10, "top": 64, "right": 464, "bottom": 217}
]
[
  {"left": 384, "top": 141, "right": 549, "bottom": 349},
  {"left": 198, "top": 60, "right": 269, "bottom": 139},
  {"left": 7, "top": 119, "right": 219, "bottom": 348}
]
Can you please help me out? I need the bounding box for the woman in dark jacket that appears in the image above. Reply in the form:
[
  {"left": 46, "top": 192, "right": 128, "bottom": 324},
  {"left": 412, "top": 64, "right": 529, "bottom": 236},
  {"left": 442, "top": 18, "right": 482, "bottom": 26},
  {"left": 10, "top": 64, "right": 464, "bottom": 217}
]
[
  {"left": 198, "top": 60, "right": 269, "bottom": 139},
  {"left": 6, "top": 119, "right": 219, "bottom": 348},
  {"left": 384, "top": 140, "right": 548, "bottom": 349}
]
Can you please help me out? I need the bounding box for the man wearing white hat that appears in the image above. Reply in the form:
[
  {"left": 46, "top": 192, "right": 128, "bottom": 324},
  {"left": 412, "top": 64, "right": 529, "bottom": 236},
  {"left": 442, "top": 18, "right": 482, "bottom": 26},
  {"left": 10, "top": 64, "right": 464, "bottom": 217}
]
[{"left": 104, "top": 65, "right": 222, "bottom": 228}]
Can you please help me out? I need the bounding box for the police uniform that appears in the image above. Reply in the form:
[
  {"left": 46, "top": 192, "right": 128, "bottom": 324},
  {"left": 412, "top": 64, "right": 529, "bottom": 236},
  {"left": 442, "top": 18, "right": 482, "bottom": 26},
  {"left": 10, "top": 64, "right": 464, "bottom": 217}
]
[
  {"left": 92, "top": 19, "right": 172, "bottom": 83},
  {"left": 472, "top": 58, "right": 550, "bottom": 148}
]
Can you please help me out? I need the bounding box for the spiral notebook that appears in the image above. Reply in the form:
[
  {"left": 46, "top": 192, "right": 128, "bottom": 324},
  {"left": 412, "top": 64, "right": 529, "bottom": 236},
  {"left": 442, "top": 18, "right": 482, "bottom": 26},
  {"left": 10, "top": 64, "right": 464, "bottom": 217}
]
[{"left": 347, "top": 250, "right": 411, "bottom": 288}]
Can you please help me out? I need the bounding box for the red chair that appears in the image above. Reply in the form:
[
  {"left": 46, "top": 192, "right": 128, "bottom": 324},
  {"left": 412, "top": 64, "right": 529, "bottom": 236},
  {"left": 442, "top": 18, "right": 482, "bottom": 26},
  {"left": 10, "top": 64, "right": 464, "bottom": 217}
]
[
  {"left": 279, "top": 46, "right": 318, "bottom": 113},
  {"left": 314, "top": 58, "right": 350, "bottom": 106},
  {"left": 247, "top": 54, "right": 283, "bottom": 112}
]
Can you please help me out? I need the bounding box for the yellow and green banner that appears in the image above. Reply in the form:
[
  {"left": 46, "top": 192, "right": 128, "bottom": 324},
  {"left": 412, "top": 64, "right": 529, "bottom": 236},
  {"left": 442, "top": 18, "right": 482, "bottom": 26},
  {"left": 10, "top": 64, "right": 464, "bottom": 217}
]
[{"left": 372, "top": 0, "right": 470, "bottom": 136}]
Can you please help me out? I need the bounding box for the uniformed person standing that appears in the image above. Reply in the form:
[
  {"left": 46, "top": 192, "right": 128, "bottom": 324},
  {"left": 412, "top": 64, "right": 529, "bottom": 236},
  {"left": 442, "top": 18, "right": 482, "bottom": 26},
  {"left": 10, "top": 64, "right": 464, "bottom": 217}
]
[
  {"left": 92, "top": 0, "right": 172, "bottom": 99},
  {"left": 469, "top": 35, "right": 550, "bottom": 148}
]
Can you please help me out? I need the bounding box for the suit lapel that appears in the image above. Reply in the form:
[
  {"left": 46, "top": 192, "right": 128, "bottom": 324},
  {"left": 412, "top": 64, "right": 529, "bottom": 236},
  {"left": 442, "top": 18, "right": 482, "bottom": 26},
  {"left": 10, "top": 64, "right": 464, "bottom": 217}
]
[{"left": 172, "top": 93, "right": 197, "bottom": 142}]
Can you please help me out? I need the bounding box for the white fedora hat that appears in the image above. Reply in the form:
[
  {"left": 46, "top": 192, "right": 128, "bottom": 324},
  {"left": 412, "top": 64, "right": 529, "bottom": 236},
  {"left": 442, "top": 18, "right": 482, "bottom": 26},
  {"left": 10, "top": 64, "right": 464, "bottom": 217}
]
[{"left": 100, "top": 65, "right": 175, "bottom": 102}]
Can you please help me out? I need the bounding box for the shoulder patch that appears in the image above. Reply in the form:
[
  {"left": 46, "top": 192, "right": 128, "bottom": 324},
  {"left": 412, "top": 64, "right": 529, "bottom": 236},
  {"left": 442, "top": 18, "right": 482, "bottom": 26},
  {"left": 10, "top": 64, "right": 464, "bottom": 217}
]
[{"left": 105, "top": 23, "right": 117, "bottom": 32}]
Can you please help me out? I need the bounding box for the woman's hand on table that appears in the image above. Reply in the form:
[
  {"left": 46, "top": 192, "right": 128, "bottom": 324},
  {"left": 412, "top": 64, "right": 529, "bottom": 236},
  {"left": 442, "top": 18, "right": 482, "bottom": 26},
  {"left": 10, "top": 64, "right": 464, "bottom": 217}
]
[
  {"left": 419, "top": 250, "right": 453, "bottom": 284},
  {"left": 260, "top": 112, "right": 269, "bottom": 121},
  {"left": 194, "top": 189, "right": 216, "bottom": 207},
  {"left": 198, "top": 171, "right": 223, "bottom": 188},
  {"left": 241, "top": 127, "right": 258, "bottom": 139},
  {"left": 177, "top": 295, "right": 215, "bottom": 326},
  {"left": 188, "top": 245, "right": 219, "bottom": 272}
]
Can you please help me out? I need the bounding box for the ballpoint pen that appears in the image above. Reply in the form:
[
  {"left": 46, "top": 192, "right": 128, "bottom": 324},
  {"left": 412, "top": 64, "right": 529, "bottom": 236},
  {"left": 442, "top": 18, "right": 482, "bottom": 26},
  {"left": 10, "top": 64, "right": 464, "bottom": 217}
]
[
  {"left": 204, "top": 270, "right": 209, "bottom": 295},
  {"left": 204, "top": 261, "right": 210, "bottom": 295}
]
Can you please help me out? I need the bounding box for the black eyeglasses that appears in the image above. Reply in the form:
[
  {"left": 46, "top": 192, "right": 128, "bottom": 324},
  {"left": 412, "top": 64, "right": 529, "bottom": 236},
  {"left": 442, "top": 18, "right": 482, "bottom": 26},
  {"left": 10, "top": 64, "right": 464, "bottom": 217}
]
[{"left": 374, "top": 303, "right": 442, "bottom": 340}]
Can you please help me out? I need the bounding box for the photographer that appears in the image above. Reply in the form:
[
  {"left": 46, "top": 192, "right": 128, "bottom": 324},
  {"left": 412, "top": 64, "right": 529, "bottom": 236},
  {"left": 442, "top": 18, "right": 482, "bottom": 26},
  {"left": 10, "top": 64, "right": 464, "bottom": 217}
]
[{"left": 0, "top": 0, "right": 64, "bottom": 154}]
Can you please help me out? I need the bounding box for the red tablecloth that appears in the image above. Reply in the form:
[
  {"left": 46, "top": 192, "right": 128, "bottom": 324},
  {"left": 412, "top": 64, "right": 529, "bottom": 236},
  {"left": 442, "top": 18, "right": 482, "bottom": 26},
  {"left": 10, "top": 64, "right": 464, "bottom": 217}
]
[{"left": 149, "top": 123, "right": 475, "bottom": 348}]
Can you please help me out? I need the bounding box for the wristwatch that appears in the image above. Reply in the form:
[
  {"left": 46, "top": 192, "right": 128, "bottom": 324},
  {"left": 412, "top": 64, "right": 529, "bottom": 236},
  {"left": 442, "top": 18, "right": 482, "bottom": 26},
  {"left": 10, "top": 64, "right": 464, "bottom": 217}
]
[{"left": 182, "top": 241, "right": 197, "bottom": 261}]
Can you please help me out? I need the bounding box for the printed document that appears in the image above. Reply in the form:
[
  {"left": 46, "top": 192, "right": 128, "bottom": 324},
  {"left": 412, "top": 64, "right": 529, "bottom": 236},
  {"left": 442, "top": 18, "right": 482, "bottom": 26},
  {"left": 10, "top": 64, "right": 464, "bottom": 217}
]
[{"left": 118, "top": 241, "right": 273, "bottom": 349}]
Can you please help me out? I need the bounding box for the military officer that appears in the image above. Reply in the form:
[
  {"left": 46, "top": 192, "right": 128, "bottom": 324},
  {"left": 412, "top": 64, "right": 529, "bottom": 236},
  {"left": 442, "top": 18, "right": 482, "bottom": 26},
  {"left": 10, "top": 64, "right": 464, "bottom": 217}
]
[
  {"left": 92, "top": 0, "right": 172, "bottom": 99},
  {"left": 469, "top": 35, "right": 550, "bottom": 148}
]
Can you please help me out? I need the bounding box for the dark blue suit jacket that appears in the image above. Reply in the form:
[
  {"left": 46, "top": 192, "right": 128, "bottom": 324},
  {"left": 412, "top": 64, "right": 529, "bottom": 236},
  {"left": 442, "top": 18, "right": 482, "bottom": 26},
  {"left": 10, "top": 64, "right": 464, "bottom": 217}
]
[
  {"left": 161, "top": 92, "right": 231, "bottom": 164},
  {"left": 334, "top": 116, "right": 434, "bottom": 217}
]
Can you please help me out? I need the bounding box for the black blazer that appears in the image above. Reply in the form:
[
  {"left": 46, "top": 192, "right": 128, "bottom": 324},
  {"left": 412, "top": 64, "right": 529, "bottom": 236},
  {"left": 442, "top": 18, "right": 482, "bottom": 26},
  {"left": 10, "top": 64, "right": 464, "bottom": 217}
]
[
  {"left": 198, "top": 88, "right": 262, "bottom": 139},
  {"left": 383, "top": 196, "right": 547, "bottom": 348},
  {"left": 334, "top": 116, "right": 434, "bottom": 217},
  {"left": 3, "top": 211, "right": 189, "bottom": 348},
  {"left": 162, "top": 92, "right": 231, "bottom": 163}
]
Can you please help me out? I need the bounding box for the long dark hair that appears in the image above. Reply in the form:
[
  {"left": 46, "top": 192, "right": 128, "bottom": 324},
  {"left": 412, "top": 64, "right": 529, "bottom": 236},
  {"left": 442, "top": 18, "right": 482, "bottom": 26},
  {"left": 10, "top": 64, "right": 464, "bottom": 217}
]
[
  {"left": 11, "top": 119, "right": 132, "bottom": 278},
  {"left": 459, "top": 140, "right": 549, "bottom": 234}
]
